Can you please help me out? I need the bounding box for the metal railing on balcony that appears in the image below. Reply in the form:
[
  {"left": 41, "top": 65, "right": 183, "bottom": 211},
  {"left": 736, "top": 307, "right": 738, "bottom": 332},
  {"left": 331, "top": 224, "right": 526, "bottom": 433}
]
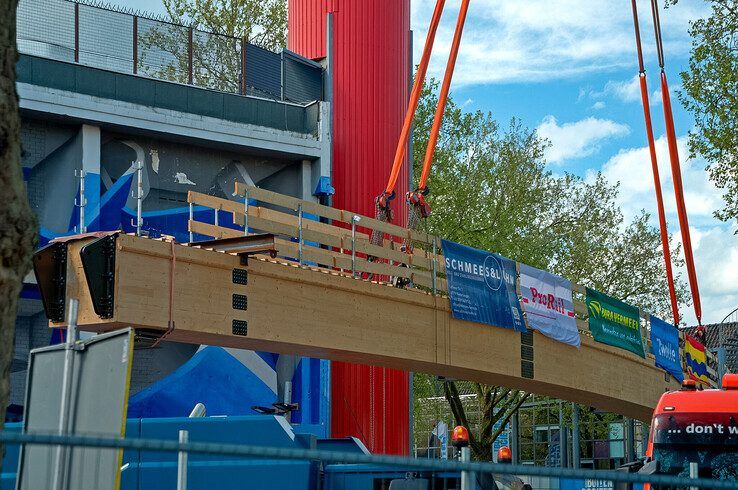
[{"left": 16, "top": 0, "right": 323, "bottom": 104}]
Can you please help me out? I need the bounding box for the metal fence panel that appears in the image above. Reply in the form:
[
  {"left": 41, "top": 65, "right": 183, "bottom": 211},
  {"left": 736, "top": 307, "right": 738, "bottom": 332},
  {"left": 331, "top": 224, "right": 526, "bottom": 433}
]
[
  {"left": 137, "top": 17, "right": 189, "bottom": 84},
  {"left": 283, "top": 50, "right": 323, "bottom": 104},
  {"left": 245, "top": 43, "right": 282, "bottom": 99},
  {"left": 5, "top": 431, "right": 738, "bottom": 489},
  {"left": 17, "top": 329, "right": 134, "bottom": 490},
  {"left": 78, "top": 4, "right": 134, "bottom": 73},
  {"left": 192, "top": 29, "right": 241, "bottom": 93},
  {"left": 17, "top": 0, "right": 76, "bottom": 62}
]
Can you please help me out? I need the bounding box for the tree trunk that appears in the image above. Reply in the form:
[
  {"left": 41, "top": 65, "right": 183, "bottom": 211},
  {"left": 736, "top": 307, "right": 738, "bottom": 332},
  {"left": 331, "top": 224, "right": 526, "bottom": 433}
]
[
  {"left": 0, "top": 0, "right": 38, "bottom": 470},
  {"left": 444, "top": 381, "right": 530, "bottom": 461}
]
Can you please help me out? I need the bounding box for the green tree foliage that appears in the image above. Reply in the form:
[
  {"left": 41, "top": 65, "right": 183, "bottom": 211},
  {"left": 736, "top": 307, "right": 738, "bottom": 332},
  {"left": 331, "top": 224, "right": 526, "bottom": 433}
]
[
  {"left": 138, "top": 0, "right": 287, "bottom": 93},
  {"left": 671, "top": 0, "right": 738, "bottom": 224},
  {"left": 411, "top": 81, "right": 688, "bottom": 460},
  {"left": 163, "top": 0, "right": 287, "bottom": 49}
]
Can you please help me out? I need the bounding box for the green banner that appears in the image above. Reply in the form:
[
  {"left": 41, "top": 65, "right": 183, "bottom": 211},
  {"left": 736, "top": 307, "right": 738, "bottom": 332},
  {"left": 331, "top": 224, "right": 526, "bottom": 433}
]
[{"left": 586, "top": 288, "right": 645, "bottom": 358}]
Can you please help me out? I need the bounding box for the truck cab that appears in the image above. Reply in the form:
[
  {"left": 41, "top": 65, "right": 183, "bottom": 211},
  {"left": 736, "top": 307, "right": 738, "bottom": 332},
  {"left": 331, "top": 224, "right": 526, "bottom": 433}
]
[{"left": 645, "top": 374, "right": 738, "bottom": 480}]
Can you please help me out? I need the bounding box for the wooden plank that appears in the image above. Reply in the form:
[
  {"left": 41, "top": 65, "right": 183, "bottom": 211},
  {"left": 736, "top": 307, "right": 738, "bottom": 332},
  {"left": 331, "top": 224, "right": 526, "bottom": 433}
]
[
  {"left": 188, "top": 191, "right": 244, "bottom": 215},
  {"left": 189, "top": 220, "right": 240, "bottom": 240},
  {"left": 235, "top": 182, "right": 344, "bottom": 221}
]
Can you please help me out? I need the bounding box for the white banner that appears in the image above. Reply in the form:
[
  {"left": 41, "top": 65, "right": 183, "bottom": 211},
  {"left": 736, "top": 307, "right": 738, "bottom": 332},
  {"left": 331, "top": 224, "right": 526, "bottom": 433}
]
[{"left": 519, "top": 263, "right": 580, "bottom": 347}]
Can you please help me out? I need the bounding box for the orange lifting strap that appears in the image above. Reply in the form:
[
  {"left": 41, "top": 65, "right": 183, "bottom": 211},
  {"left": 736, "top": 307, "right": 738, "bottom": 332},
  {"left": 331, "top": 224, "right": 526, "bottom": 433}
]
[
  {"left": 380, "top": 0, "right": 447, "bottom": 207},
  {"left": 649, "top": 0, "right": 703, "bottom": 325},
  {"left": 409, "top": 0, "right": 471, "bottom": 219},
  {"left": 629, "top": 0, "right": 680, "bottom": 325},
  {"left": 378, "top": 0, "right": 471, "bottom": 221}
]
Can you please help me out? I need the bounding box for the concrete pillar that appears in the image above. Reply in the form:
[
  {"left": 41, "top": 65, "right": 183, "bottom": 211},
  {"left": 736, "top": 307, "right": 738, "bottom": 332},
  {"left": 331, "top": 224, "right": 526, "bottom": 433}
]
[
  {"left": 301, "top": 159, "right": 316, "bottom": 203},
  {"left": 80, "top": 124, "right": 101, "bottom": 232},
  {"left": 314, "top": 102, "right": 333, "bottom": 200}
]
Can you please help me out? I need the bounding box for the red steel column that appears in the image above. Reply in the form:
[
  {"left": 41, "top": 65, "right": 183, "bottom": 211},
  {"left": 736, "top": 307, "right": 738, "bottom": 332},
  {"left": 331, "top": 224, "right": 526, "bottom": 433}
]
[{"left": 288, "top": 0, "right": 411, "bottom": 455}]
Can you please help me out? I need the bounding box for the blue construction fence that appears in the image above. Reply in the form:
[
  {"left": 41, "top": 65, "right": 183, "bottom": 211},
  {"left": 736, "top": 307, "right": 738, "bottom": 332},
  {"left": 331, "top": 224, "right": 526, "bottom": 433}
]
[{"left": 2, "top": 416, "right": 737, "bottom": 490}]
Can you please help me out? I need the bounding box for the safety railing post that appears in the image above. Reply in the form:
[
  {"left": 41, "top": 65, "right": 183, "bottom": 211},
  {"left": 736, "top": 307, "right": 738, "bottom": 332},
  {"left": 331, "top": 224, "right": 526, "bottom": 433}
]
[
  {"left": 460, "top": 446, "right": 472, "bottom": 490},
  {"left": 188, "top": 203, "right": 193, "bottom": 242},
  {"left": 214, "top": 206, "right": 219, "bottom": 227},
  {"left": 297, "top": 204, "right": 303, "bottom": 265},
  {"left": 74, "top": 2, "right": 79, "bottom": 63},
  {"left": 131, "top": 162, "right": 143, "bottom": 236},
  {"left": 432, "top": 238, "right": 437, "bottom": 295},
  {"left": 351, "top": 215, "right": 360, "bottom": 277},
  {"left": 240, "top": 36, "right": 247, "bottom": 95},
  {"left": 74, "top": 169, "right": 87, "bottom": 234},
  {"left": 130, "top": 162, "right": 144, "bottom": 236},
  {"left": 243, "top": 190, "right": 249, "bottom": 236},
  {"left": 177, "top": 430, "right": 189, "bottom": 490},
  {"left": 133, "top": 16, "right": 138, "bottom": 74},
  {"left": 187, "top": 27, "right": 194, "bottom": 84},
  {"left": 689, "top": 462, "right": 698, "bottom": 490}
]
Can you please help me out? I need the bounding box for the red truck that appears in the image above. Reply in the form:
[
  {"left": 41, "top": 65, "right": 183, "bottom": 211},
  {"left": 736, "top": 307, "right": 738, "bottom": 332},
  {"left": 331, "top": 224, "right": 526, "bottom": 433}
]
[{"left": 641, "top": 374, "right": 738, "bottom": 481}]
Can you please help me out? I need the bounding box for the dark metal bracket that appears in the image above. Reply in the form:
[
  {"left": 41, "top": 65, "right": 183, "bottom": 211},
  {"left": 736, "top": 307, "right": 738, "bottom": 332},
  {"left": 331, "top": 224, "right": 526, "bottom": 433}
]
[
  {"left": 190, "top": 233, "right": 278, "bottom": 266},
  {"left": 521, "top": 331, "right": 535, "bottom": 379},
  {"left": 33, "top": 241, "right": 68, "bottom": 323},
  {"left": 80, "top": 234, "right": 118, "bottom": 319}
]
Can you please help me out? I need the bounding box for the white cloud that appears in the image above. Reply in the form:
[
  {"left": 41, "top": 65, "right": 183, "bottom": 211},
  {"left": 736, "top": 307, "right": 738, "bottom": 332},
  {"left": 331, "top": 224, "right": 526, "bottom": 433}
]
[
  {"left": 603, "top": 75, "right": 641, "bottom": 103},
  {"left": 675, "top": 225, "right": 738, "bottom": 326},
  {"left": 410, "top": 0, "right": 708, "bottom": 86},
  {"left": 582, "top": 74, "right": 679, "bottom": 107},
  {"left": 536, "top": 116, "right": 630, "bottom": 164},
  {"left": 591, "top": 101, "right": 606, "bottom": 110},
  {"left": 595, "top": 135, "right": 722, "bottom": 226},
  {"left": 593, "top": 135, "right": 737, "bottom": 325}
]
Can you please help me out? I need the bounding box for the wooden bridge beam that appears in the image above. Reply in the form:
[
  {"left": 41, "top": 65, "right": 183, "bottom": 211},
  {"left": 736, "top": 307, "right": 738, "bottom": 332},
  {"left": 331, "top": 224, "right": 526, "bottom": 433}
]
[{"left": 49, "top": 233, "right": 677, "bottom": 422}]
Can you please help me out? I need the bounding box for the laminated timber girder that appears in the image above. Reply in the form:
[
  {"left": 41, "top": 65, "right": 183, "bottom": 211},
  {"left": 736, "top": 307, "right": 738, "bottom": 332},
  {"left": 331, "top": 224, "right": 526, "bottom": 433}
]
[{"left": 39, "top": 232, "right": 678, "bottom": 422}]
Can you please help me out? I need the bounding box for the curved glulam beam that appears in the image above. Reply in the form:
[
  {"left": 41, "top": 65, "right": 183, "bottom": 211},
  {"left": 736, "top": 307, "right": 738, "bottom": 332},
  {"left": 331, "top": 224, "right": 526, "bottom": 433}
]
[{"left": 51, "top": 234, "right": 677, "bottom": 422}]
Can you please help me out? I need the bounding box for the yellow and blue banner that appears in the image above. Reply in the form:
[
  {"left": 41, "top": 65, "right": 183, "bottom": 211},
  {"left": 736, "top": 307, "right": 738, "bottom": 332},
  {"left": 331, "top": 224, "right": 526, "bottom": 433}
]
[{"left": 684, "top": 334, "right": 710, "bottom": 386}]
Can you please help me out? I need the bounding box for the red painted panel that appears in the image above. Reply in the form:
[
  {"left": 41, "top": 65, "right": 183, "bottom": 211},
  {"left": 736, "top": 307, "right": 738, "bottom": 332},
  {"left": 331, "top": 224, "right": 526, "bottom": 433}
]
[{"left": 288, "top": 0, "right": 411, "bottom": 455}]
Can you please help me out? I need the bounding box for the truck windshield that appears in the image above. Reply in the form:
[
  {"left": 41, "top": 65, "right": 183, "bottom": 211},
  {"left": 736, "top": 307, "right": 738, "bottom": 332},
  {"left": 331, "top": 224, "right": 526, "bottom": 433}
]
[{"left": 652, "top": 412, "right": 738, "bottom": 479}]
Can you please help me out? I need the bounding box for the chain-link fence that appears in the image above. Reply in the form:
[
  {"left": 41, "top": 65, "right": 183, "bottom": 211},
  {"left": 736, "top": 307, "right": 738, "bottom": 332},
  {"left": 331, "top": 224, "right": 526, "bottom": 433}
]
[{"left": 16, "top": 0, "right": 323, "bottom": 104}]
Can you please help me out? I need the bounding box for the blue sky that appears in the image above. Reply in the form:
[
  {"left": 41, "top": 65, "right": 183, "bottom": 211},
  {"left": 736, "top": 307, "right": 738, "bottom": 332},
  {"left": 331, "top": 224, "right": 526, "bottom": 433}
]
[{"left": 115, "top": 0, "right": 737, "bottom": 325}]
